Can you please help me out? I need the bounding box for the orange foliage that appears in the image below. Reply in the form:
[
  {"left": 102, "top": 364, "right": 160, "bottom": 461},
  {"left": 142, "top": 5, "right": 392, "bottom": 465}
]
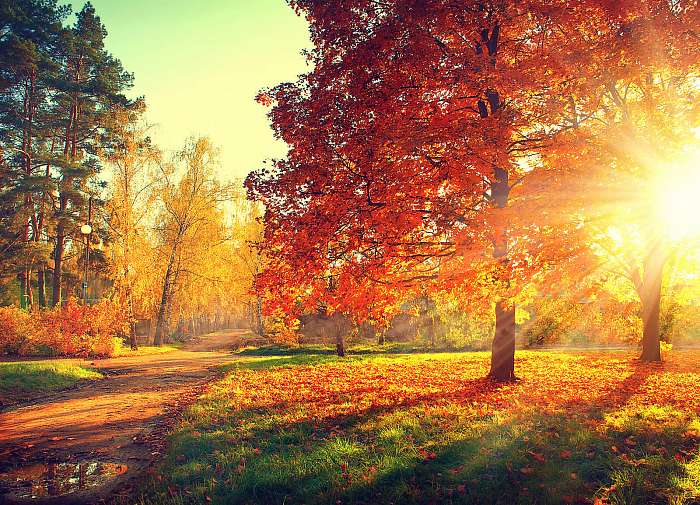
[
  {"left": 0, "top": 300, "right": 129, "bottom": 357},
  {"left": 219, "top": 352, "right": 700, "bottom": 427}
]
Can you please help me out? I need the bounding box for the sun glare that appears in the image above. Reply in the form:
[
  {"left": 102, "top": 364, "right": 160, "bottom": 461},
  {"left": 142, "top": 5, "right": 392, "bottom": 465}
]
[{"left": 655, "top": 157, "right": 700, "bottom": 240}]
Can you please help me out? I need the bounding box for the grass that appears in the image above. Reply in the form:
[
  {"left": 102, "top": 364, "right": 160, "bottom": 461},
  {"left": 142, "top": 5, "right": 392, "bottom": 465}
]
[
  {"left": 0, "top": 361, "right": 103, "bottom": 405},
  {"left": 135, "top": 348, "right": 700, "bottom": 505},
  {"left": 115, "top": 344, "right": 183, "bottom": 357}
]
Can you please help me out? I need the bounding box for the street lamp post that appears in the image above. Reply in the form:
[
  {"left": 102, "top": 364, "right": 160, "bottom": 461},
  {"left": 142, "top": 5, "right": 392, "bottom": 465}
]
[{"left": 80, "top": 197, "right": 93, "bottom": 305}]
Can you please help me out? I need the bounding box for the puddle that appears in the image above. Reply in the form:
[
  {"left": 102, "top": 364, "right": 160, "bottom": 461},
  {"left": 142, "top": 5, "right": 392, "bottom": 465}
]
[{"left": 0, "top": 461, "right": 128, "bottom": 499}]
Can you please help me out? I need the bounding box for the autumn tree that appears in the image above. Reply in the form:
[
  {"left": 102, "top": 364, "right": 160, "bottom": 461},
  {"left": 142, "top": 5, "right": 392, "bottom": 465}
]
[
  {"left": 104, "top": 109, "right": 161, "bottom": 348},
  {"left": 524, "top": 0, "right": 700, "bottom": 361},
  {"left": 50, "top": 2, "right": 134, "bottom": 306},
  {"left": 152, "top": 137, "right": 235, "bottom": 345},
  {"left": 0, "top": 0, "right": 68, "bottom": 307},
  {"left": 227, "top": 189, "right": 266, "bottom": 335},
  {"left": 248, "top": 0, "right": 610, "bottom": 379}
]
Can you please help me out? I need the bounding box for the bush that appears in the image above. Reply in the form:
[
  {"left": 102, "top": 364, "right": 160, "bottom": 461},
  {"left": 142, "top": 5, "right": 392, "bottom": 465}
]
[
  {"left": 0, "top": 306, "right": 39, "bottom": 355},
  {"left": 0, "top": 299, "right": 130, "bottom": 358}
]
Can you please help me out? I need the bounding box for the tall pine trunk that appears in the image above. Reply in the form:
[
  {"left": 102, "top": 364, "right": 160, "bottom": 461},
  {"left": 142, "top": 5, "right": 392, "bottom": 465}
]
[
  {"left": 53, "top": 62, "right": 80, "bottom": 307},
  {"left": 20, "top": 71, "right": 36, "bottom": 309},
  {"left": 37, "top": 267, "right": 47, "bottom": 307},
  {"left": 52, "top": 222, "right": 65, "bottom": 307}
]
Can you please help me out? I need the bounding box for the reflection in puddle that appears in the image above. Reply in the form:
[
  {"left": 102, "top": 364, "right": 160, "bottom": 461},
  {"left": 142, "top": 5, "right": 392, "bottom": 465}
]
[{"left": 0, "top": 461, "right": 127, "bottom": 499}]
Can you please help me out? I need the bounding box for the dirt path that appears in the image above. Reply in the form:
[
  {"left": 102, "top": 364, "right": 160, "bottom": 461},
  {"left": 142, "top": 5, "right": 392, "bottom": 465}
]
[{"left": 0, "top": 330, "right": 247, "bottom": 505}]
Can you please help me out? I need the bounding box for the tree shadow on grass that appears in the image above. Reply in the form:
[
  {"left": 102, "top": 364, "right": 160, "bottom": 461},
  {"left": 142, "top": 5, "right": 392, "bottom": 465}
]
[
  {"left": 144, "top": 401, "right": 699, "bottom": 505},
  {"left": 140, "top": 357, "right": 699, "bottom": 505}
]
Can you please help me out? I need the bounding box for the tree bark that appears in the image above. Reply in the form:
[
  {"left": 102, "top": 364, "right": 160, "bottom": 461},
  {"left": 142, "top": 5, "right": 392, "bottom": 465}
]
[
  {"left": 639, "top": 241, "right": 664, "bottom": 362},
  {"left": 154, "top": 257, "right": 175, "bottom": 346},
  {"left": 488, "top": 164, "right": 516, "bottom": 381},
  {"left": 335, "top": 330, "right": 345, "bottom": 357},
  {"left": 475, "top": 24, "right": 517, "bottom": 381},
  {"left": 490, "top": 301, "right": 516, "bottom": 380},
  {"left": 428, "top": 315, "right": 436, "bottom": 348},
  {"left": 37, "top": 267, "right": 47, "bottom": 308},
  {"left": 125, "top": 283, "right": 138, "bottom": 350},
  {"left": 53, "top": 99, "right": 75, "bottom": 308},
  {"left": 26, "top": 269, "right": 33, "bottom": 307},
  {"left": 255, "top": 296, "right": 265, "bottom": 336},
  {"left": 51, "top": 223, "right": 64, "bottom": 307}
]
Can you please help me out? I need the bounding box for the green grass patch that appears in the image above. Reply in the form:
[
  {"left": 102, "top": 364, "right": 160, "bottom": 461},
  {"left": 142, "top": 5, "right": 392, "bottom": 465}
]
[
  {"left": 115, "top": 344, "right": 182, "bottom": 356},
  {"left": 0, "top": 361, "right": 103, "bottom": 405},
  {"left": 135, "top": 350, "right": 700, "bottom": 505}
]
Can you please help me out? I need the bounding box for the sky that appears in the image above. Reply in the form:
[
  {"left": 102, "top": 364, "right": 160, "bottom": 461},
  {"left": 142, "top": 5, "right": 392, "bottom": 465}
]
[{"left": 70, "top": 0, "right": 312, "bottom": 181}]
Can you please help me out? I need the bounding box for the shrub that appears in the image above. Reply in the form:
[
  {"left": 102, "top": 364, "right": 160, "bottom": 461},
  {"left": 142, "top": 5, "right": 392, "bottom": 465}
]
[
  {"left": 0, "top": 299, "right": 130, "bottom": 358},
  {"left": 0, "top": 306, "right": 40, "bottom": 355}
]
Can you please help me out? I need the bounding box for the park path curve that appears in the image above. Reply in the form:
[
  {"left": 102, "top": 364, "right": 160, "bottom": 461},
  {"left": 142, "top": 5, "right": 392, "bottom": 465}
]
[{"left": 0, "top": 329, "right": 247, "bottom": 504}]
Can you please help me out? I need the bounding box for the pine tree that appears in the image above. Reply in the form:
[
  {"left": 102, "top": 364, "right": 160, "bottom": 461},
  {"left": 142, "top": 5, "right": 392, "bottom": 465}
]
[
  {"left": 0, "top": 0, "right": 68, "bottom": 307},
  {"left": 50, "top": 2, "right": 134, "bottom": 306}
]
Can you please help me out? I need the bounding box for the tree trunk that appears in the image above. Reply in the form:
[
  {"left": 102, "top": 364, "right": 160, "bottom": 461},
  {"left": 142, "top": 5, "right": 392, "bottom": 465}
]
[
  {"left": 428, "top": 315, "right": 436, "bottom": 348},
  {"left": 639, "top": 241, "right": 664, "bottom": 362},
  {"left": 488, "top": 163, "right": 516, "bottom": 381},
  {"left": 53, "top": 85, "right": 77, "bottom": 308},
  {"left": 52, "top": 224, "right": 64, "bottom": 307},
  {"left": 474, "top": 24, "right": 516, "bottom": 381},
  {"left": 490, "top": 301, "right": 516, "bottom": 381},
  {"left": 26, "top": 268, "right": 33, "bottom": 307},
  {"left": 129, "top": 319, "right": 138, "bottom": 350},
  {"left": 154, "top": 258, "right": 175, "bottom": 346},
  {"left": 255, "top": 296, "right": 265, "bottom": 336},
  {"left": 335, "top": 330, "right": 345, "bottom": 357},
  {"left": 37, "top": 267, "right": 47, "bottom": 308},
  {"left": 378, "top": 330, "right": 385, "bottom": 345},
  {"left": 125, "top": 284, "right": 137, "bottom": 350}
]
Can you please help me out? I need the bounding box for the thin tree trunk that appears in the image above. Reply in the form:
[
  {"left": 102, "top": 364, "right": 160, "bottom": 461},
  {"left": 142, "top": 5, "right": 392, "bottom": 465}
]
[
  {"left": 53, "top": 97, "right": 75, "bottom": 307},
  {"left": 21, "top": 72, "right": 35, "bottom": 309},
  {"left": 37, "top": 267, "right": 47, "bottom": 308},
  {"left": 154, "top": 257, "right": 175, "bottom": 346},
  {"left": 429, "top": 315, "right": 436, "bottom": 348},
  {"left": 52, "top": 223, "right": 64, "bottom": 307},
  {"left": 25, "top": 268, "right": 33, "bottom": 307},
  {"left": 125, "top": 283, "right": 137, "bottom": 350},
  {"left": 255, "top": 296, "right": 265, "bottom": 336}
]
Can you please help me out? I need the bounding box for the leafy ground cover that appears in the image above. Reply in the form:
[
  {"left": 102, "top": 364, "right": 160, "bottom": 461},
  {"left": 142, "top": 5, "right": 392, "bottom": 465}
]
[
  {"left": 0, "top": 361, "right": 103, "bottom": 406},
  {"left": 138, "top": 348, "right": 700, "bottom": 505}
]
